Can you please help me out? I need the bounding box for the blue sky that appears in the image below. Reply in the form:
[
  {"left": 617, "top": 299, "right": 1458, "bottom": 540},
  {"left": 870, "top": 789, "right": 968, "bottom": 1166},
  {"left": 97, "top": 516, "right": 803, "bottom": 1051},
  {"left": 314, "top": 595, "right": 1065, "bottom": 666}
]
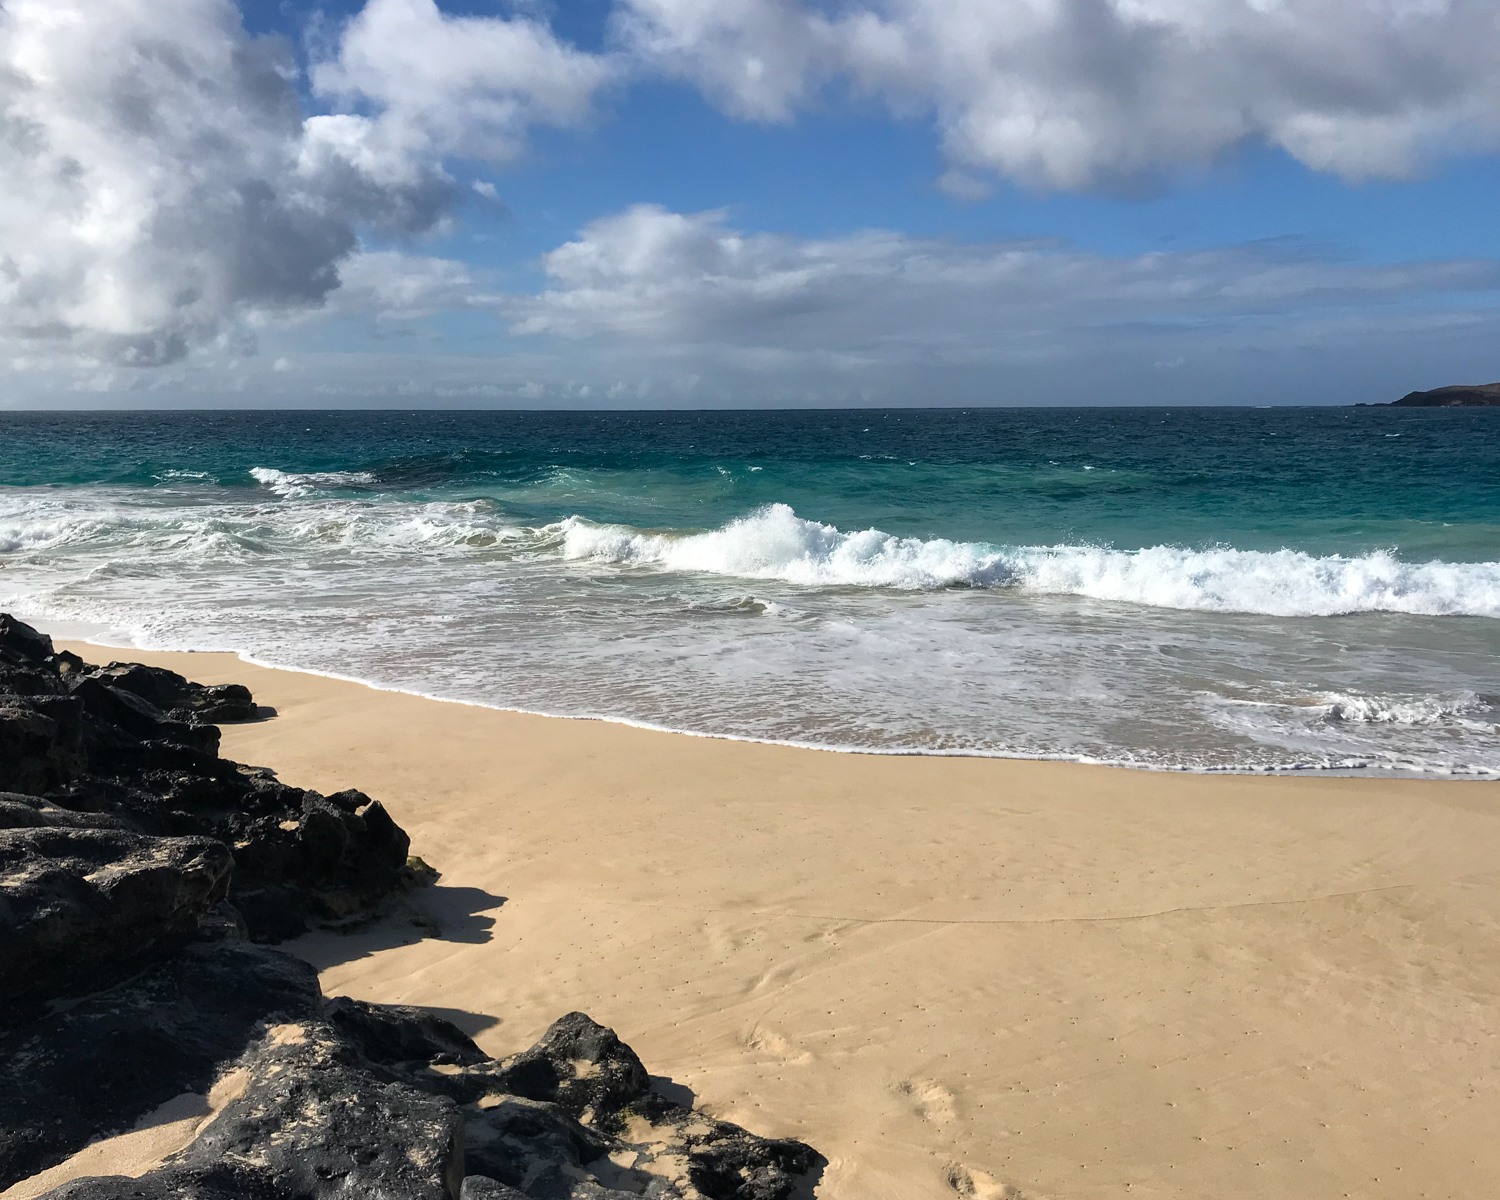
[{"left": 2, "top": 0, "right": 1499, "bottom": 406}]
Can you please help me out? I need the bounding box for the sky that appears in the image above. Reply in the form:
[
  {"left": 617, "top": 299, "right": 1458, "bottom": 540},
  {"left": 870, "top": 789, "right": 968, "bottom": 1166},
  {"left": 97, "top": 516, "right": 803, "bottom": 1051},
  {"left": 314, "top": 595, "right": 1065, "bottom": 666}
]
[{"left": 2, "top": 0, "right": 1499, "bottom": 408}]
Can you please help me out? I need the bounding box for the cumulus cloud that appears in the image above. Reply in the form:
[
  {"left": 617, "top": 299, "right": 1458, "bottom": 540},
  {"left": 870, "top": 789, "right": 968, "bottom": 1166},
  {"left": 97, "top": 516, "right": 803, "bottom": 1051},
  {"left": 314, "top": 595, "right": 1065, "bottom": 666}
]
[
  {"left": 324, "top": 250, "right": 501, "bottom": 320},
  {"left": 612, "top": 0, "right": 838, "bottom": 121},
  {"left": 0, "top": 0, "right": 608, "bottom": 366},
  {"left": 509, "top": 204, "right": 1500, "bottom": 368},
  {"left": 309, "top": 0, "right": 613, "bottom": 179},
  {"left": 616, "top": 0, "right": 1500, "bottom": 188},
  {"left": 2, "top": 0, "right": 334, "bottom": 364},
  {"left": 5, "top": 0, "right": 1500, "bottom": 380}
]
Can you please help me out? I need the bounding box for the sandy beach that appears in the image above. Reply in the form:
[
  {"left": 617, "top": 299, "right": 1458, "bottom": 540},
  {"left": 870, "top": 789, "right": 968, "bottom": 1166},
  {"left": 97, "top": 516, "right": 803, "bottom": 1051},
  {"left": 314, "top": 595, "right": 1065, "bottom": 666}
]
[{"left": 52, "top": 639, "right": 1500, "bottom": 1200}]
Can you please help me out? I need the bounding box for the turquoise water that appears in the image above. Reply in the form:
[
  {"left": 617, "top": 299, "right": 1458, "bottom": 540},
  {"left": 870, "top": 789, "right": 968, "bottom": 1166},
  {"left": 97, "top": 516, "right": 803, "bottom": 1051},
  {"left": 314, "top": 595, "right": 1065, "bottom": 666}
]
[{"left": 1, "top": 407, "right": 1497, "bottom": 772}]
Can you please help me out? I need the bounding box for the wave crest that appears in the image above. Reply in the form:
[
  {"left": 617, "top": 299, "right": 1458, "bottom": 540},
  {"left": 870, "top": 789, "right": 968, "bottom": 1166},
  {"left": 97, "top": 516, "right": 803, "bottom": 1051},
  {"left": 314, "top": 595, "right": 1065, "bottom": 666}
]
[
  {"left": 249, "top": 467, "right": 378, "bottom": 498},
  {"left": 561, "top": 503, "right": 1500, "bottom": 618}
]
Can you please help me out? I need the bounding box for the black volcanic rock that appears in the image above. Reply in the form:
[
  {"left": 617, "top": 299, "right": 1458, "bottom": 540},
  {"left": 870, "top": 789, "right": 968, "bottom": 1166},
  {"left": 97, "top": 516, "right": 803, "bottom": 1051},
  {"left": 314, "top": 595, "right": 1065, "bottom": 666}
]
[
  {"left": 0, "top": 615, "right": 415, "bottom": 942},
  {"left": 492, "top": 1010, "right": 652, "bottom": 1128},
  {"left": 11, "top": 968, "right": 819, "bottom": 1200},
  {"left": 1390, "top": 382, "right": 1500, "bottom": 406},
  {"left": 0, "top": 941, "right": 323, "bottom": 1188},
  {"left": 461, "top": 1012, "right": 820, "bottom": 1200},
  {"left": 86, "top": 661, "right": 259, "bottom": 724},
  {"left": 14, "top": 984, "right": 822, "bottom": 1200},
  {"left": 125, "top": 1013, "right": 464, "bottom": 1200},
  {"left": 0, "top": 612, "right": 58, "bottom": 665},
  {"left": 0, "top": 815, "right": 232, "bottom": 1006},
  {"left": 0, "top": 698, "right": 86, "bottom": 794}
]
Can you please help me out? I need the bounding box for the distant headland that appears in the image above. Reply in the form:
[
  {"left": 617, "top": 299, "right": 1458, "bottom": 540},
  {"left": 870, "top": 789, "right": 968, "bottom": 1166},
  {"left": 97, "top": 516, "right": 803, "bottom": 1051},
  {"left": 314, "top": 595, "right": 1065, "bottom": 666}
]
[{"left": 1365, "top": 382, "right": 1500, "bottom": 407}]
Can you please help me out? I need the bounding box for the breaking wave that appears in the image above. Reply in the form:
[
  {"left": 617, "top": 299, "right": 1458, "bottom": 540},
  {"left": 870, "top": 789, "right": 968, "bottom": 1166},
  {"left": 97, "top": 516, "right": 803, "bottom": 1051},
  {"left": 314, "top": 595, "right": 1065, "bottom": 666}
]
[
  {"left": 561, "top": 503, "right": 1500, "bottom": 617},
  {"left": 249, "top": 467, "right": 379, "bottom": 498}
]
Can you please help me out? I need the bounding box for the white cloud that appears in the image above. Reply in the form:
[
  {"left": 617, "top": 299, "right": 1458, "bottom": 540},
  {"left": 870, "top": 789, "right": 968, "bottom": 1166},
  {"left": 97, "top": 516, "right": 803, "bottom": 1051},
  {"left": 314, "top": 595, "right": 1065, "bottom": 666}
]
[
  {"left": 509, "top": 204, "right": 1500, "bottom": 364},
  {"left": 310, "top": 0, "right": 614, "bottom": 175},
  {"left": 1, "top": 0, "right": 338, "bottom": 364},
  {"left": 615, "top": 0, "right": 1500, "bottom": 188},
  {"left": 323, "top": 250, "right": 501, "bottom": 320},
  {"left": 4, "top": 0, "right": 1500, "bottom": 385},
  {"left": 612, "top": 0, "right": 838, "bottom": 121},
  {"left": 0, "top": 0, "right": 610, "bottom": 367}
]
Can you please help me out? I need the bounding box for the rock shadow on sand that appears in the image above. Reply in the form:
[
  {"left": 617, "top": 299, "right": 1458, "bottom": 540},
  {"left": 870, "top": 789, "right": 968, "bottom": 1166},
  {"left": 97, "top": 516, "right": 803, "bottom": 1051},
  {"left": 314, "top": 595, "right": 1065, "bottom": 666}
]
[
  {"left": 648, "top": 1074, "right": 696, "bottom": 1108},
  {"left": 415, "top": 1005, "right": 502, "bottom": 1038},
  {"left": 288, "top": 884, "right": 506, "bottom": 972}
]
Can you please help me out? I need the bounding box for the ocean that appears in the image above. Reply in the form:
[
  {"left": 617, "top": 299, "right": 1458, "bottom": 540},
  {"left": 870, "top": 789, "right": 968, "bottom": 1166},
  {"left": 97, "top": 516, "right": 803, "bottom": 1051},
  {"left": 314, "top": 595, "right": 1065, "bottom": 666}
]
[{"left": 1, "top": 406, "right": 1497, "bottom": 775}]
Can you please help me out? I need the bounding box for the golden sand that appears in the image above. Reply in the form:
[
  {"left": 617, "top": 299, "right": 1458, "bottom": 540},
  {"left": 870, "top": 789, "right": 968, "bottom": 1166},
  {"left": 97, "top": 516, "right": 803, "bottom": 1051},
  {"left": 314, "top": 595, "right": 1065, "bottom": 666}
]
[{"left": 43, "top": 642, "right": 1500, "bottom": 1199}]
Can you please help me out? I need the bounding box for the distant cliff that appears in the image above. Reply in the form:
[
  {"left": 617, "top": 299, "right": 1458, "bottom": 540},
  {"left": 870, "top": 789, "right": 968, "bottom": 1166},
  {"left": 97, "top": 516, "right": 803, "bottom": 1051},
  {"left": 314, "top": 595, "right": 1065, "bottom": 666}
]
[{"left": 1389, "top": 382, "right": 1500, "bottom": 407}]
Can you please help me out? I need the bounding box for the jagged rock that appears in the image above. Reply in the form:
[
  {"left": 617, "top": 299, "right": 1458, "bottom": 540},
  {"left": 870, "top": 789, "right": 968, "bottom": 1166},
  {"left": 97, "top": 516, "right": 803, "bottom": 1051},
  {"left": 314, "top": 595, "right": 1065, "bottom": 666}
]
[
  {"left": 16, "top": 985, "right": 822, "bottom": 1200},
  {"left": 454, "top": 1014, "right": 820, "bottom": 1200},
  {"left": 0, "top": 794, "right": 129, "bottom": 831},
  {"left": 326, "top": 996, "right": 492, "bottom": 1075},
  {"left": 0, "top": 616, "right": 415, "bottom": 942},
  {"left": 86, "top": 662, "right": 259, "bottom": 724},
  {"left": 33, "top": 1011, "right": 465, "bottom": 1200},
  {"left": 461, "top": 1178, "right": 533, "bottom": 1200},
  {"left": 178, "top": 1016, "right": 464, "bottom": 1200},
  {"left": 0, "top": 612, "right": 55, "bottom": 665},
  {"left": 0, "top": 822, "right": 232, "bottom": 1006},
  {"left": 490, "top": 1011, "right": 651, "bottom": 1131},
  {"left": 464, "top": 1094, "right": 610, "bottom": 1197},
  {"left": 0, "top": 696, "right": 85, "bottom": 794},
  {"left": 0, "top": 941, "right": 322, "bottom": 1189},
  {"left": 69, "top": 674, "right": 221, "bottom": 755},
  {"left": 669, "top": 1120, "right": 821, "bottom": 1200}
]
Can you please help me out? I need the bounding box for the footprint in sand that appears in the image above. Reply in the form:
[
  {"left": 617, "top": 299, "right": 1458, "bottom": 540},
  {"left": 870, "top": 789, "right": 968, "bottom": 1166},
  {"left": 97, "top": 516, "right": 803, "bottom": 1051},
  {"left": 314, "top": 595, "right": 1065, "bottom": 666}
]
[
  {"left": 944, "top": 1161, "right": 1022, "bottom": 1199},
  {"left": 893, "top": 1077, "right": 957, "bottom": 1126},
  {"left": 744, "top": 1026, "right": 812, "bottom": 1065}
]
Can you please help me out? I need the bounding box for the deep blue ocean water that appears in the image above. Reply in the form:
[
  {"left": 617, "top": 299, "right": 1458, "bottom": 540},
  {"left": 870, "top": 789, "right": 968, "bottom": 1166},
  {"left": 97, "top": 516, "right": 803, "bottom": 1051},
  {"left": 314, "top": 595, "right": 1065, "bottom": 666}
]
[{"left": 2, "top": 407, "right": 1497, "bottom": 773}]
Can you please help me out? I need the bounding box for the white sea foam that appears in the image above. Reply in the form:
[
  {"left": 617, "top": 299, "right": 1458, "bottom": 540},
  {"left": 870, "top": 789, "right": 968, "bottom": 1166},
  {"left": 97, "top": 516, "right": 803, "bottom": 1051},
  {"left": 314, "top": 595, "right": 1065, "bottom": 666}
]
[
  {"left": 0, "top": 492, "right": 527, "bottom": 565},
  {"left": 0, "top": 512, "right": 106, "bottom": 554},
  {"left": 5, "top": 484, "right": 1500, "bottom": 775},
  {"left": 249, "top": 467, "right": 378, "bottom": 498},
  {"left": 560, "top": 503, "right": 1500, "bottom": 618},
  {"left": 9, "top": 493, "right": 1500, "bottom": 619},
  {"left": 152, "top": 469, "right": 212, "bottom": 483},
  {"left": 1316, "top": 690, "right": 1494, "bottom": 728}
]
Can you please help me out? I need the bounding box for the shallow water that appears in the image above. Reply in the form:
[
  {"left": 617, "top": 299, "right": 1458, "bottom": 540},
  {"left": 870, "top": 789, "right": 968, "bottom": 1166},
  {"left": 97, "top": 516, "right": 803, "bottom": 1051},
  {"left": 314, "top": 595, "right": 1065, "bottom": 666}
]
[{"left": 2, "top": 406, "right": 1497, "bottom": 773}]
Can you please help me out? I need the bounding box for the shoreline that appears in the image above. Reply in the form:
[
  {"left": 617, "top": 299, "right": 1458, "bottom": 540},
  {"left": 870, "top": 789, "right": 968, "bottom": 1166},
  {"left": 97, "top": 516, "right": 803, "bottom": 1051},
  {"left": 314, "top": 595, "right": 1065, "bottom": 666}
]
[
  {"left": 45, "top": 630, "right": 1500, "bottom": 1200},
  {"left": 34, "top": 619, "right": 1493, "bottom": 780}
]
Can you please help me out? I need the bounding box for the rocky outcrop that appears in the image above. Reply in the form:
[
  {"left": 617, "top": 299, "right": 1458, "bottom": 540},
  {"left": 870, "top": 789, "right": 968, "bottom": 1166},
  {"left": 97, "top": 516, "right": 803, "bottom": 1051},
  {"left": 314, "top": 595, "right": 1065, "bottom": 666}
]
[
  {"left": 0, "top": 941, "right": 324, "bottom": 1186},
  {"left": 84, "top": 661, "right": 259, "bottom": 724},
  {"left": 0, "top": 617, "right": 415, "bottom": 945},
  {"left": 0, "top": 614, "right": 822, "bottom": 1200},
  {"left": 0, "top": 803, "right": 233, "bottom": 1005},
  {"left": 20, "top": 988, "right": 817, "bottom": 1200},
  {"left": 1389, "top": 382, "right": 1500, "bottom": 406}
]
